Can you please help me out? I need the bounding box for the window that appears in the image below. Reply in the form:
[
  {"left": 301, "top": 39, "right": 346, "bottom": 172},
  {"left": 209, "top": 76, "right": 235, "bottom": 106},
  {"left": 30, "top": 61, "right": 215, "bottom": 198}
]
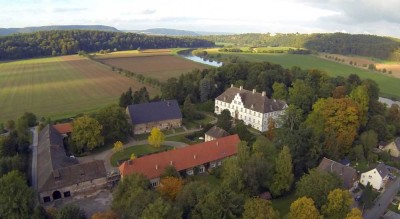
[
  {"left": 199, "top": 166, "right": 205, "bottom": 173},
  {"left": 151, "top": 181, "right": 159, "bottom": 187},
  {"left": 187, "top": 169, "right": 194, "bottom": 175},
  {"left": 43, "top": 196, "right": 51, "bottom": 203},
  {"left": 63, "top": 191, "right": 71, "bottom": 198},
  {"left": 217, "top": 161, "right": 222, "bottom": 166},
  {"left": 210, "top": 162, "right": 216, "bottom": 168}
]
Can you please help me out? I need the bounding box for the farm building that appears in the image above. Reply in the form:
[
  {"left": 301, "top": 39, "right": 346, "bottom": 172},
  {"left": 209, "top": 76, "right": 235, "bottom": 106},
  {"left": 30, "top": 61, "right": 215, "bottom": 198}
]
[
  {"left": 126, "top": 100, "right": 182, "bottom": 134},
  {"left": 52, "top": 122, "right": 73, "bottom": 136},
  {"left": 214, "top": 85, "right": 287, "bottom": 132},
  {"left": 382, "top": 137, "right": 400, "bottom": 157},
  {"left": 119, "top": 134, "right": 240, "bottom": 187},
  {"left": 317, "top": 157, "right": 358, "bottom": 190},
  {"left": 37, "top": 125, "right": 107, "bottom": 204},
  {"left": 205, "top": 126, "right": 229, "bottom": 142}
]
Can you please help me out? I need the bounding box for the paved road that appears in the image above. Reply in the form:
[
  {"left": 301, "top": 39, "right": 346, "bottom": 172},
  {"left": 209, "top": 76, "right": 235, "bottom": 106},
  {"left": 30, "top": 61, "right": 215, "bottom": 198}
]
[
  {"left": 30, "top": 127, "right": 39, "bottom": 190},
  {"left": 363, "top": 177, "right": 400, "bottom": 219}
]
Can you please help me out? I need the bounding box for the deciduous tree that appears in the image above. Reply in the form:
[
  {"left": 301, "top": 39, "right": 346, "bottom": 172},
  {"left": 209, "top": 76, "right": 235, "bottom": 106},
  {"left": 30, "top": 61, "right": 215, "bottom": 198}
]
[
  {"left": 157, "top": 176, "right": 183, "bottom": 201},
  {"left": 176, "top": 181, "right": 211, "bottom": 219},
  {"left": 161, "top": 165, "right": 180, "bottom": 178},
  {"left": 91, "top": 210, "right": 118, "bottom": 219},
  {"left": 271, "top": 145, "right": 294, "bottom": 196},
  {"left": 182, "top": 95, "right": 196, "bottom": 121},
  {"left": 272, "top": 82, "right": 288, "bottom": 100},
  {"left": 216, "top": 109, "right": 232, "bottom": 131},
  {"left": 350, "top": 85, "right": 370, "bottom": 126},
  {"left": 265, "top": 117, "right": 277, "bottom": 141},
  {"left": 289, "top": 196, "right": 320, "bottom": 219},
  {"left": 322, "top": 189, "right": 353, "bottom": 219},
  {"left": 141, "top": 197, "right": 182, "bottom": 219},
  {"left": 113, "top": 141, "right": 123, "bottom": 152},
  {"left": 130, "top": 153, "right": 136, "bottom": 160},
  {"left": 72, "top": 115, "right": 104, "bottom": 153},
  {"left": 56, "top": 204, "right": 86, "bottom": 219},
  {"left": 221, "top": 157, "right": 244, "bottom": 193},
  {"left": 148, "top": 127, "right": 165, "bottom": 148},
  {"left": 346, "top": 208, "right": 363, "bottom": 219},
  {"left": 242, "top": 197, "right": 280, "bottom": 219},
  {"left": 96, "top": 104, "right": 130, "bottom": 142},
  {"left": 289, "top": 80, "right": 315, "bottom": 113}
]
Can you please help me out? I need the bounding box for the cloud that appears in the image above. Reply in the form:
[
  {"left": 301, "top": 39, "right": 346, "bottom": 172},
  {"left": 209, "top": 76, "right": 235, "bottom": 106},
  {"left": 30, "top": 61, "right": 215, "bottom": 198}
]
[
  {"left": 140, "top": 9, "right": 156, "bottom": 15},
  {"left": 52, "top": 7, "right": 87, "bottom": 12}
]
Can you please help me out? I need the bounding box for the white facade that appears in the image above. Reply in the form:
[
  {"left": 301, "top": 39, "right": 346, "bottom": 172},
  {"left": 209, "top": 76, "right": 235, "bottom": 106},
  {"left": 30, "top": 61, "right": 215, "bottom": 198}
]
[
  {"left": 215, "top": 92, "right": 286, "bottom": 132},
  {"left": 360, "top": 168, "right": 387, "bottom": 190}
]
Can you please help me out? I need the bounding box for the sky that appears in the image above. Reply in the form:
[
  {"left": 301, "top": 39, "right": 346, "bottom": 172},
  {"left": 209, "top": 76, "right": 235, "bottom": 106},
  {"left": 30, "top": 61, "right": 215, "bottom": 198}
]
[{"left": 1, "top": 0, "right": 400, "bottom": 37}]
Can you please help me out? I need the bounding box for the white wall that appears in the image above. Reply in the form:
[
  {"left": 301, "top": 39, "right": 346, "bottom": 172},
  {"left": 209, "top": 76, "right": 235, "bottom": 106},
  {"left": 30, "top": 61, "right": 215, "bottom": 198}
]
[{"left": 360, "top": 168, "right": 384, "bottom": 190}]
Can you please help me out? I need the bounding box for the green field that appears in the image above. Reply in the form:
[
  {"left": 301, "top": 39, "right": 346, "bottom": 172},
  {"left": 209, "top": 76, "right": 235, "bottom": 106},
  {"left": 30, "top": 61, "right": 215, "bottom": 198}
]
[
  {"left": 215, "top": 52, "right": 400, "bottom": 99},
  {"left": 110, "top": 144, "right": 173, "bottom": 166},
  {"left": 0, "top": 55, "right": 159, "bottom": 123}
]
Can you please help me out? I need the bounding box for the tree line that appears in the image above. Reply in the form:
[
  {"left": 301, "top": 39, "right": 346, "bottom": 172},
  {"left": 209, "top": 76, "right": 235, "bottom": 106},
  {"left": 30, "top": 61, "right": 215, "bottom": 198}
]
[
  {"left": 200, "top": 32, "right": 400, "bottom": 60},
  {"left": 0, "top": 30, "right": 215, "bottom": 60}
]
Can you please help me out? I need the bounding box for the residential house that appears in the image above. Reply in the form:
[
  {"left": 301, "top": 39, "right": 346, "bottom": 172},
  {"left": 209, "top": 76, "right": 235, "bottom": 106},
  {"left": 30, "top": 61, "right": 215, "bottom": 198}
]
[
  {"left": 37, "top": 125, "right": 107, "bottom": 203},
  {"left": 383, "top": 137, "right": 400, "bottom": 157},
  {"left": 360, "top": 163, "right": 390, "bottom": 190},
  {"left": 317, "top": 157, "right": 358, "bottom": 190},
  {"left": 214, "top": 85, "right": 287, "bottom": 132},
  {"left": 126, "top": 100, "right": 182, "bottom": 135},
  {"left": 119, "top": 134, "right": 240, "bottom": 187},
  {"left": 205, "top": 126, "right": 229, "bottom": 142}
]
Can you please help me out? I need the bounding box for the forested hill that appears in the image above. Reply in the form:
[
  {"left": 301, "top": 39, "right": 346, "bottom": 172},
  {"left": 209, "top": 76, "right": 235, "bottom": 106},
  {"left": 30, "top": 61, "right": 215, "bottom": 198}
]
[
  {"left": 0, "top": 25, "right": 119, "bottom": 36},
  {"left": 201, "top": 32, "right": 400, "bottom": 60},
  {"left": 0, "top": 30, "right": 215, "bottom": 60}
]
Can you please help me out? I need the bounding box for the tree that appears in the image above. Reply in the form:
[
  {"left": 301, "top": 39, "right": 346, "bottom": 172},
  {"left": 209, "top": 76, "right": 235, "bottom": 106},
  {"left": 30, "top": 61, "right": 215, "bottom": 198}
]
[
  {"left": 161, "top": 165, "right": 180, "bottom": 178},
  {"left": 306, "top": 97, "right": 360, "bottom": 158},
  {"left": 265, "top": 117, "right": 277, "bottom": 141},
  {"left": 221, "top": 157, "right": 244, "bottom": 193},
  {"left": 359, "top": 130, "right": 378, "bottom": 160},
  {"left": 216, "top": 109, "right": 232, "bottom": 131},
  {"left": 113, "top": 141, "right": 123, "bottom": 152},
  {"left": 71, "top": 116, "right": 104, "bottom": 153},
  {"left": 176, "top": 181, "right": 211, "bottom": 218},
  {"left": 272, "top": 82, "right": 288, "bottom": 100},
  {"left": 119, "top": 87, "right": 133, "bottom": 108},
  {"left": 0, "top": 170, "right": 33, "bottom": 218},
  {"left": 367, "top": 115, "right": 389, "bottom": 141},
  {"left": 157, "top": 176, "right": 183, "bottom": 201},
  {"left": 349, "top": 85, "right": 369, "bottom": 126},
  {"left": 280, "top": 104, "right": 304, "bottom": 131},
  {"left": 289, "top": 80, "right": 315, "bottom": 113},
  {"left": 232, "top": 121, "right": 254, "bottom": 143},
  {"left": 182, "top": 95, "right": 196, "bottom": 121},
  {"left": 322, "top": 189, "right": 353, "bottom": 219},
  {"left": 56, "top": 204, "right": 86, "bottom": 219},
  {"left": 91, "top": 210, "right": 118, "bottom": 219},
  {"left": 96, "top": 104, "right": 130, "bottom": 142},
  {"left": 271, "top": 146, "right": 294, "bottom": 196},
  {"left": 289, "top": 196, "right": 321, "bottom": 219},
  {"left": 387, "top": 104, "right": 400, "bottom": 135},
  {"left": 242, "top": 197, "right": 280, "bottom": 219},
  {"left": 192, "top": 188, "right": 244, "bottom": 219},
  {"left": 346, "top": 208, "right": 363, "bottom": 219},
  {"left": 112, "top": 173, "right": 157, "bottom": 218},
  {"left": 296, "top": 169, "right": 343, "bottom": 208},
  {"left": 199, "top": 77, "right": 212, "bottom": 102},
  {"left": 130, "top": 153, "right": 136, "bottom": 160},
  {"left": 20, "top": 112, "right": 37, "bottom": 127},
  {"left": 361, "top": 182, "right": 374, "bottom": 208},
  {"left": 5, "top": 120, "right": 15, "bottom": 131},
  {"left": 148, "top": 127, "right": 165, "bottom": 148},
  {"left": 141, "top": 197, "right": 182, "bottom": 219},
  {"left": 332, "top": 86, "right": 346, "bottom": 98}
]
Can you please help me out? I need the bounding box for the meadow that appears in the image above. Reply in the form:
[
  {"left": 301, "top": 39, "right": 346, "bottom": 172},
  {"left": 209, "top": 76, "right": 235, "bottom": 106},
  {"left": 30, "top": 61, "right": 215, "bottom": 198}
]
[
  {"left": 94, "top": 49, "right": 208, "bottom": 81},
  {"left": 213, "top": 52, "right": 400, "bottom": 99},
  {"left": 0, "top": 55, "right": 158, "bottom": 122}
]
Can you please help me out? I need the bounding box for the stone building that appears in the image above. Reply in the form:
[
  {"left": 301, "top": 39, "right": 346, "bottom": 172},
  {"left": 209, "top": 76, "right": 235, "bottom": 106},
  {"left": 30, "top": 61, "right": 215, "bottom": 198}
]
[
  {"left": 37, "top": 125, "right": 107, "bottom": 203},
  {"left": 205, "top": 126, "right": 229, "bottom": 142},
  {"left": 126, "top": 100, "right": 182, "bottom": 135},
  {"left": 215, "top": 85, "right": 287, "bottom": 132}
]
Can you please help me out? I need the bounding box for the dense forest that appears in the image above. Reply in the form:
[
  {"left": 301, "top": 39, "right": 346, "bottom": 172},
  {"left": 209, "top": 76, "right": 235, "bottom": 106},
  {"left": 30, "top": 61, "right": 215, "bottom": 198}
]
[
  {"left": 0, "top": 25, "right": 119, "bottom": 36},
  {"left": 200, "top": 32, "right": 400, "bottom": 60},
  {"left": 0, "top": 30, "right": 215, "bottom": 60}
]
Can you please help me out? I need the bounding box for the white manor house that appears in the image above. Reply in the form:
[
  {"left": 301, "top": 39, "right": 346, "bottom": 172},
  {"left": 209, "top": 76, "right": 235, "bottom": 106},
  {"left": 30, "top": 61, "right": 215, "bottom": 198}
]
[{"left": 215, "top": 85, "right": 288, "bottom": 132}]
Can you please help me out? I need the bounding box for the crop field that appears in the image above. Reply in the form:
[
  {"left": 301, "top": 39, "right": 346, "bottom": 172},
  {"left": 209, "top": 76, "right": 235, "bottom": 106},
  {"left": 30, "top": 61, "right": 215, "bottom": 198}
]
[
  {"left": 213, "top": 52, "right": 400, "bottom": 99},
  {"left": 0, "top": 55, "right": 158, "bottom": 122},
  {"left": 94, "top": 50, "right": 207, "bottom": 81}
]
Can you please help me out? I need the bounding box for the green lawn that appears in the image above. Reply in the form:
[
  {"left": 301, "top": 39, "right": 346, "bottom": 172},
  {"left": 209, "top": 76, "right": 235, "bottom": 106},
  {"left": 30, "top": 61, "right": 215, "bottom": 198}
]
[
  {"left": 183, "top": 113, "right": 215, "bottom": 129},
  {"left": 0, "top": 55, "right": 159, "bottom": 123},
  {"left": 165, "top": 133, "right": 203, "bottom": 144},
  {"left": 110, "top": 144, "right": 174, "bottom": 166},
  {"left": 271, "top": 191, "right": 297, "bottom": 219},
  {"left": 215, "top": 52, "right": 400, "bottom": 99},
  {"left": 191, "top": 174, "right": 220, "bottom": 187}
]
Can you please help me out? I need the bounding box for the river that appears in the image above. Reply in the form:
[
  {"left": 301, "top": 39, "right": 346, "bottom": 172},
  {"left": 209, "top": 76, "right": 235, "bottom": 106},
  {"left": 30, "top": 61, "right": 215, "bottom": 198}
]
[{"left": 178, "top": 50, "right": 223, "bottom": 67}]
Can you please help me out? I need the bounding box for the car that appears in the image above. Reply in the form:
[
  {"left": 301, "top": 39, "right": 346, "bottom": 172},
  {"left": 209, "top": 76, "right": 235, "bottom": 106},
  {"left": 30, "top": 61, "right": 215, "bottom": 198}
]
[{"left": 355, "top": 195, "right": 361, "bottom": 201}]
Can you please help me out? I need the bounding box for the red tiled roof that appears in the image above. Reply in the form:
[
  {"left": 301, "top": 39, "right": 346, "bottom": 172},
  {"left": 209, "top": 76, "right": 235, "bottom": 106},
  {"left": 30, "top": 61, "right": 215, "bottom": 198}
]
[
  {"left": 119, "top": 134, "right": 240, "bottom": 179},
  {"left": 52, "top": 123, "right": 73, "bottom": 134}
]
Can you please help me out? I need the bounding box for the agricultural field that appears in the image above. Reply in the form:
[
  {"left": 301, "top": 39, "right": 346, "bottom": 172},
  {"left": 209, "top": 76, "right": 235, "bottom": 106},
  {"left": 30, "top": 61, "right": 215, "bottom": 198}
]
[
  {"left": 210, "top": 51, "right": 400, "bottom": 99},
  {"left": 0, "top": 55, "right": 158, "bottom": 122},
  {"left": 93, "top": 49, "right": 208, "bottom": 81}
]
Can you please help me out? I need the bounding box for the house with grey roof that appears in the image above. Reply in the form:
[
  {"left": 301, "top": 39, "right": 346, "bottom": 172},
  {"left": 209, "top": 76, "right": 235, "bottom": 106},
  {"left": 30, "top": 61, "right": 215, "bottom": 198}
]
[
  {"left": 205, "top": 126, "right": 229, "bottom": 142},
  {"left": 383, "top": 137, "right": 400, "bottom": 157},
  {"left": 126, "top": 100, "right": 182, "bottom": 134},
  {"left": 317, "top": 157, "right": 358, "bottom": 190},
  {"left": 214, "top": 85, "right": 287, "bottom": 132},
  {"left": 37, "top": 125, "right": 107, "bottom": 203},
  {"left": 360, "top": 163, "right": 390, "bottom": 190}
]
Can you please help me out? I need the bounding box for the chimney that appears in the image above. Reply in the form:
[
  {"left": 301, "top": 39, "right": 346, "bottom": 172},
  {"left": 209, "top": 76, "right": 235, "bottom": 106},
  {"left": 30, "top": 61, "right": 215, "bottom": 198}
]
[
  {"left": 253, "top": 89, "right": 256, "bottom": 94},
  {"left": 170, "top": 161, "right": 173, "bottom": 165},
  {"left": 231, "top": 84, "right": 233, "bottom": 88},
  {"left": 155, "top": 164, "right": 158, "bottom": 170},
  {"left": 239, "top": 86, "right": 243, "bottom": 90},
  {"left": 193, "top": 154, "right": 197, "bottom": 159},
  {"left": 262, "top": 91, "right": 266, "bottom": 96},
  {"left": 216, "top": 141, "right": 219, "bottom": 146}
]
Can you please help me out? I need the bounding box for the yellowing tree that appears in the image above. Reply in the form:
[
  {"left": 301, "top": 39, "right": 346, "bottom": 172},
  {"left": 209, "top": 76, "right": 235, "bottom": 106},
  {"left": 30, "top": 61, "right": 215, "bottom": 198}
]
[
  {"left": 130, "top": 153, "right": 136, "bottom": 160},
  {"left": 113, "top": 141, "right": 123, "bottom": 152},
  {"left": 148, "top": 127, "right": 164, "bottom": 148},
  {"left": 72, "top": 115, "right": 104, "bottom": 153},
  {"left": 289, "top": 196, "right": 320, "bottom": 219},
  {"left": 346, "top": 208, "right": 363, "bottom": 219},
  {"left": 242, "top": 197, "right": 280, "bottom": 219},
  {"left": 157, "top": 176, "right": 183, "bottom": 201},
  {"left": 322, "top": 189, "right": 353, "bottom": 219},
  {"left": 349, "top": 85, "right": 369, "bottom": 126}
]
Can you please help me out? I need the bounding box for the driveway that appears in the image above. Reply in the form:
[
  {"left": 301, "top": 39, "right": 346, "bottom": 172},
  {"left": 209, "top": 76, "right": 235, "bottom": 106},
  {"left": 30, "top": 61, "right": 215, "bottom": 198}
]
[
  {"left": 363, "top": 177, "right": 400, "bottom": 219},
  {"left": 30, "top": 127, "right": 38, "bottom": 190}
]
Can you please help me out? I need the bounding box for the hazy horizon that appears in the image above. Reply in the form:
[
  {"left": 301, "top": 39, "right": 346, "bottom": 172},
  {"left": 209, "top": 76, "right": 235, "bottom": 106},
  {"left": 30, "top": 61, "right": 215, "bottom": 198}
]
[{"left": 1, "top": 0, "right": 400, "bottom": 38}]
